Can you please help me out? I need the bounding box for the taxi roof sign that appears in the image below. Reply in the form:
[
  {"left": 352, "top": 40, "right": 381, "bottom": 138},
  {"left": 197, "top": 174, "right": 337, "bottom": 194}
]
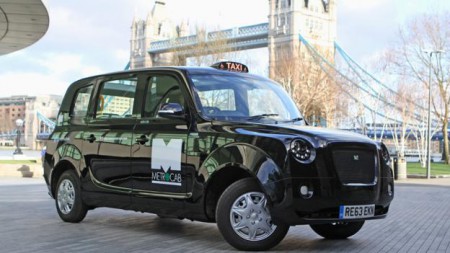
[{"left": 211, "top": 61, "right": 249, "bottom": 73}]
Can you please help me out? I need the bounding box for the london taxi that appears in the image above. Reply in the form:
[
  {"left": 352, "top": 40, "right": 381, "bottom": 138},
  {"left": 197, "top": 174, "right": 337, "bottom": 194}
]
[{"left": 43, "top": 61, "right": 394, "bottom": 251}]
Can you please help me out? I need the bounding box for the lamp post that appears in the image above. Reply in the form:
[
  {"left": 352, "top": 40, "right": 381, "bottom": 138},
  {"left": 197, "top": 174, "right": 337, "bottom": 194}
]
[
  {"left": 423, "top": 50, "right": 444, "bottom": 179},
  {"left": 13, "top": 118, "right": 24, "bottom": 155}
]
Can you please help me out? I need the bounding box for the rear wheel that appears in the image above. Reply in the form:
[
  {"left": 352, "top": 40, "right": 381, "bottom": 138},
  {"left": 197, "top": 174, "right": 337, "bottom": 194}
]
[
  {"left": 216, "top": 178, "right": 289, "bottom": 251},
  {"left": 310, "top": 221, "right": 365, "bottom": 239},
  {"left": 55, "top": 170, "right": 88, "bottom": 223}
]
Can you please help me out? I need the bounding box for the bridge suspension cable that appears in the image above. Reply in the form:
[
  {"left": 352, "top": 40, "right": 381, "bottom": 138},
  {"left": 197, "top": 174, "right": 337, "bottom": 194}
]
[
  {"left": 298, "top": 34, "right": 435, "bottom": 126},
  {"left": 334, "top": 42, "right": 427, "bottom": 112},
  {"left": 298, "top": 34, "right": 404, "bottom": 124},
  {"left": 334, "top": 40, "right": 438, "bottom": 125}
]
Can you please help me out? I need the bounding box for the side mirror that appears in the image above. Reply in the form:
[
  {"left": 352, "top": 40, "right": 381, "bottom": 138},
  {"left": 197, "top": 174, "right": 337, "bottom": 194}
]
[{"left": 157, "top": 103, "right": 185, "bottom": 119}]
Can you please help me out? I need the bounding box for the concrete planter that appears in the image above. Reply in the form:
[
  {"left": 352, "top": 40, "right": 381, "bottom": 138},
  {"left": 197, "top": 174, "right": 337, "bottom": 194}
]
[{"left": 0, "top": 164, "right": 43, "bottom": 178}]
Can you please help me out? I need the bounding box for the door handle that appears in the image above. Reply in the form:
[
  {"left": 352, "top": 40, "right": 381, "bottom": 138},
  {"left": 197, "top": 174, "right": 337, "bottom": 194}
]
[
  {"left": 135, "top": 135, "right": 149, "bottom": 145},
  {"left": 86, "top": 134, "right": 96, "bottom": 143}
]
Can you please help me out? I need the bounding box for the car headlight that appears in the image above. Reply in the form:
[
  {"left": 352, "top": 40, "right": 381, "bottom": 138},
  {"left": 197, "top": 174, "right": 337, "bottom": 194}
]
[
  {"left": 381, "top": 143, "right": 390, "bottom": 163},
  {"left": 290, "top": 139, "right": 316, "bottom": 164}
]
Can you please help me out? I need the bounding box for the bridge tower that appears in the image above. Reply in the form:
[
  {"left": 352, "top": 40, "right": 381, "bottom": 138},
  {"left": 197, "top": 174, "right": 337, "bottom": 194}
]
[
  {"left": 268, "top": 0, "right": 336, "bottom": 78},
  {"left": 130, "top": 0, "right": 188, "bottom": 69}
]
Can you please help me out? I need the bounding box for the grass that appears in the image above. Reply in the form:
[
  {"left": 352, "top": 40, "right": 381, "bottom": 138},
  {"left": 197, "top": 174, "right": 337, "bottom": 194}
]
[
  {"left": 0, "top": 160, "right": 38, "bottom": 164},
  {"left": 407, "top": 162, "right": 450, "bottom": 176}
]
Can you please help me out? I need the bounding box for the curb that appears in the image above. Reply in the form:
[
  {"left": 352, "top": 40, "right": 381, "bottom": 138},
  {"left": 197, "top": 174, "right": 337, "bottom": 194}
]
[{"left": 407, "top": 174, "right": 450, "bottom": 179}]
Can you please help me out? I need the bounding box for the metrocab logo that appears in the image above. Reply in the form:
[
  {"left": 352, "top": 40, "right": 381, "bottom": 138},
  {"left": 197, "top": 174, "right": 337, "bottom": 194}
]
[{"left": 151, "top": 139, "right": 183, "bottom": 186}]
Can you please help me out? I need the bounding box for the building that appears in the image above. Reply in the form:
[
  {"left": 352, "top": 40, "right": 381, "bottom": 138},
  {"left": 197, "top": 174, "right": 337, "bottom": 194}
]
[
  {"left": 130, "top": 0, "right": 188, "bottom": 68},
  {"left": 0, "top": 96, "right": 32, "bottom": 134},
  {"left": 129, "top": 0, "right": 338, "bottom": 126},
  {"left": 129, "top": 0, "right": 336, "bottom": 72},
  {"left": 0, "top": 95, "right": 62, "bottom": 150},
  {"left": 268, "top": 0, "right": 336, "bottom": 78},
  {"left": 0, "top": 1, "right": 49, "bottom": 55}
]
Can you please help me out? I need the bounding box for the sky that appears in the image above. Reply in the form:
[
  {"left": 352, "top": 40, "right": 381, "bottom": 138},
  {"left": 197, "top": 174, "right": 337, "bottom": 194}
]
[{"left": 1, "top": 0, "right": 450, "bottom": 97}]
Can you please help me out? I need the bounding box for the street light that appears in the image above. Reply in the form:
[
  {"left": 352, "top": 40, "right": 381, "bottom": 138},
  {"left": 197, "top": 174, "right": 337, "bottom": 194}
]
[
  {"left": 423, "top": 49, "right": 445, "bottom": 179},
  {"left": 13, "top": 118, "right": 24, "bottom": 155}
]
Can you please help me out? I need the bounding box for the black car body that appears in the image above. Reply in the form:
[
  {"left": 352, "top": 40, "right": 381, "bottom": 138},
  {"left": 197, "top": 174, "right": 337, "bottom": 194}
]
[{"left": 44, "top": 62, "right": 394, "bottom": 251}]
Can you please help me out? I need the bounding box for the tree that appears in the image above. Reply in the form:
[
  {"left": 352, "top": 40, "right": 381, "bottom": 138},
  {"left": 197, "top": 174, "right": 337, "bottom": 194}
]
[
  {"left": 272, "top": 46, "right": 345, "bottom": 127},
  {"left": 169, "top": 26, "right": 240, "bottom": 67},
  {"left": 389, "top": 81, "right": 417, "bottom": 158},
  {"left": 386, "top": 12, "right": 450, "bottom": 164}
]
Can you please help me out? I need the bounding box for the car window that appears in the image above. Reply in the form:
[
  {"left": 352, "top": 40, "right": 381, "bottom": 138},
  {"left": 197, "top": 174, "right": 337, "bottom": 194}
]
[
  {"left": 190, "top": 74, "right": 303, "bottom": 122},
  {"left": 143, "top": 75, "right": 184, "bottom": 118},
  {"left": 248, "top": 89, "right": 290, "bottom": 118},
  {"left": 198, "top": 89, "right": 236, "bottom": 111},
  {"left": 95, "top": 77, "right": 137, "bottom": 119},
  {"left": 72, "top": 85, "right": 94, "bottom": 117}
]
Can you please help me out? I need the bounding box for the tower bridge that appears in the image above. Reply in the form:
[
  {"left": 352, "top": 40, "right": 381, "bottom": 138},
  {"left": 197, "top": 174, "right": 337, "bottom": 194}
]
[
  {"left": 148, "top": 23, "right": 270, "bottom": 56},
  {"left": 130, "top": 0, "right": 336, "bottom": 78}
]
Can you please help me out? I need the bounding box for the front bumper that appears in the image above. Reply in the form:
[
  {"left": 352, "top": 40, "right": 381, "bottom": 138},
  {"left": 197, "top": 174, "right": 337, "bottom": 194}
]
[{"left": 270, "top": 177, "right": 394, "bottom": 225}]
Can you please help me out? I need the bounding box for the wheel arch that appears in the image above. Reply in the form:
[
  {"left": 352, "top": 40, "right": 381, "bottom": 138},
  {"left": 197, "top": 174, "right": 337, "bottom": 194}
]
[
  {"left": 50, "top": 159, "right": 79, "bottom": 198},
  {"left": 204, "top": 165, "right": 252, "bottom": 220},
  {"left": 202, "top": 143, "right": 286, "bottom": 221}
]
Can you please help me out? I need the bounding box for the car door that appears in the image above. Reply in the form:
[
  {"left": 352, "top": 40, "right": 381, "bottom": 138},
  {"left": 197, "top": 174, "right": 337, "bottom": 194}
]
[
  {"left": 51, "top": 82, "right": 94, "bottom": 187},
  {"left": 131, "top": 73, "right": 193, "bottom": 200},
  {"left": 81, "top": 74, "right": 139, "bottom": 207}
]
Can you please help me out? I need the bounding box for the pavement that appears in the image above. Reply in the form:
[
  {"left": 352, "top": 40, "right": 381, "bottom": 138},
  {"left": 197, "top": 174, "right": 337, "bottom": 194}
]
[
  {"left": 0, "top": 147, "right": 449, "bottom": 251},
  {"left": 395, "top": 177, "right": 450, "bottom": 187},
  {"left": 0, "top": 177, "right": 449, "bottom": 252}
]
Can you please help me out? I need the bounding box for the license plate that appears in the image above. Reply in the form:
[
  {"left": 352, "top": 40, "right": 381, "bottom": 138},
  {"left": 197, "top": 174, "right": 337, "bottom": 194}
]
[{"left": 339, "top": 204, "right": 375, "bottom": 219}]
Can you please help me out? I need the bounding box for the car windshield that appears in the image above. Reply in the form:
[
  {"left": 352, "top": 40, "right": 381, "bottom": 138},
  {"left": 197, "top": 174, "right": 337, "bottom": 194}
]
[{"left": 190, "top": 73, "right": 304, "bottom": 124}]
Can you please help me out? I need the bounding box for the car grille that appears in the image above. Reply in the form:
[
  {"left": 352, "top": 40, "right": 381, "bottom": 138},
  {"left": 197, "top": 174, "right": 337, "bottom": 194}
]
[{"left": 331, "top": 147, "right": 376, "bottom": 184}]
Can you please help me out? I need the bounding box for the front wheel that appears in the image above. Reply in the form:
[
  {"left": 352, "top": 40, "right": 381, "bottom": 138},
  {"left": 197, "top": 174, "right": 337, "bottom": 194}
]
[
  {"left": 216, "top": 178, "right": 289, "bottom": 251},
  {"left": 310, "top": 221, "right": 365, "bottom": 239},
  {"left": 55, "top": 170, "right": 88, "bottom": 223}
]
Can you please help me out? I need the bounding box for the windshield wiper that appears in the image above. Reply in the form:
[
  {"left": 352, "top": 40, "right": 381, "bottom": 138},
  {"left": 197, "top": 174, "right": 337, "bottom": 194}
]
[
  {"left": 246, "top": 114, "right": 279, "bottom": 120},
  {"left": 279, "top": 117, "right": 304, "bottom": 123}
]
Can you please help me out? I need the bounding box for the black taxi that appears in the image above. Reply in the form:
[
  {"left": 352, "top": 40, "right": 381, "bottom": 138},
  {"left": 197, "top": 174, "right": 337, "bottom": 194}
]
[{"left": 43, "top": 61, "right": 394, "bottom": 251}]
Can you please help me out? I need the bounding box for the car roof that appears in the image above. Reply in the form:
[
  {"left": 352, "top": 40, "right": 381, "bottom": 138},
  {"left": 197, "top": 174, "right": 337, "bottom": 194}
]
[
  {"left": 59, "top": 66, "right": 269, "bottom": 112},
  {"left": 94, "top": 66, "right": 263, "bottom": 77}
]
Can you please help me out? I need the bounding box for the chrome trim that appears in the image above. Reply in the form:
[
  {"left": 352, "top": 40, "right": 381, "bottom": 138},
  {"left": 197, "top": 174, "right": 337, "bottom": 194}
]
[
  {"left": 89, "top": 169, "right": 131, "bottom": 194},
  {"left": 133, "top": 189, "right": 192, "bottom": 199},
  {"left": 88, "top": 168, "right": 192, "bottom": 199},
  {"left": 343, "top": 182, "right": 377, "bottom": 187}
]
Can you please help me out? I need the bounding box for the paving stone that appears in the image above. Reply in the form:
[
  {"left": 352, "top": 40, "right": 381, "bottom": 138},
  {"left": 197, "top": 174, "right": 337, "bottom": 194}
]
[{"left": 0, "top": 179, "right": 449, "bottom": 252}]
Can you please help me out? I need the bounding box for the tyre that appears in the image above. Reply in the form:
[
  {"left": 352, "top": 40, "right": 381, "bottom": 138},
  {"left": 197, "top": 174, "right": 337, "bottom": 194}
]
[
  {"left": 216, "top": 178, "right": 289, "bottom": 251},
  {"left": 310, "top": 221, "right": 365, "bottom": 239},
  {"left": 55, "top": 170, "right": 88, "bottom": 223}
]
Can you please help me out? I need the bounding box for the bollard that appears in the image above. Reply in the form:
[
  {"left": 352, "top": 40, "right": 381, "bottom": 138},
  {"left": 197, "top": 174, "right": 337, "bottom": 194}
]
[
  {"left": 397, "top": 157, "right": 407, "bottom": 180},
  {"left": 393, "top": 158, "right": 398, "bottom": 180}
]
